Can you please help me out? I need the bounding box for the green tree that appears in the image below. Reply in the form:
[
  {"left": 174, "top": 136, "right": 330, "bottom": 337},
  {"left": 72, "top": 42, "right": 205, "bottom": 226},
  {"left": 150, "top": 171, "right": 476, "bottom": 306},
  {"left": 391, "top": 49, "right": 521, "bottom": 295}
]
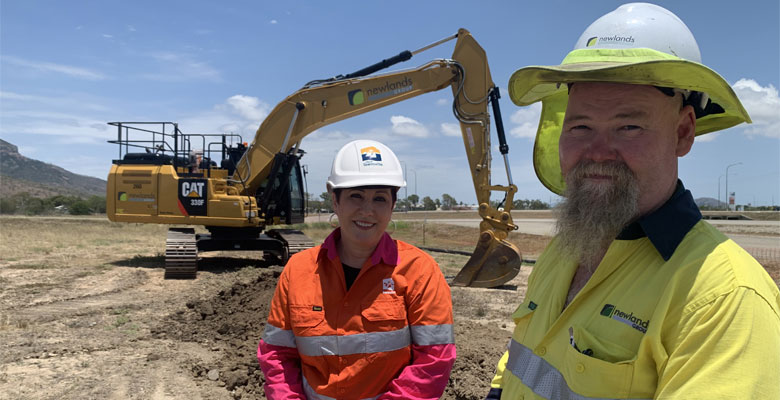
[
  {"left": 441, "top": 194, "right": 457, "bottom": 210},
  {"left": 69, "top": 200, "right": 92, "bottom": 215},
  {"left": 320, "top": 192, "right": 333, "bottom": 212},
  {"left": 422, "top": 196, "right": 436, "bottom": 210},
  {"left": 0, "top": 198, "right": 17, "bottom": 214},
  {"left": 395, "top": 198, "right": 411, "bottom": 211},
  {"left": 87, "top": 196, "right": 107, "bottom": 213},
  {"left": 407, "top": 194, "right": 419, "bottom": 209},
  {"left": 528, "top": 199, "right": 550, "bottom": 210},
  {"left": 24, "top": 197, "right": 46, "bottom": 215}
]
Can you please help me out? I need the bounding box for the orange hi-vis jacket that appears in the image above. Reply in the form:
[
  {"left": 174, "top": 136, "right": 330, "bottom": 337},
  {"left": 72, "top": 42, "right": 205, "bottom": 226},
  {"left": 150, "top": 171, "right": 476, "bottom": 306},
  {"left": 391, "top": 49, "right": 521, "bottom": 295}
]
[{"left": 258, "top": 229, "right": 456, "bottom": 399}]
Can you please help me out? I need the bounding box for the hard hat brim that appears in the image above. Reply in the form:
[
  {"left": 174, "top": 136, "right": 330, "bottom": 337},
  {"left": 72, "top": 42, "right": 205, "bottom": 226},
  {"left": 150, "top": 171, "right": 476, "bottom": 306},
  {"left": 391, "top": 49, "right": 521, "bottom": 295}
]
[{"left": 508, "top": 48, "right": 751, "bottom": 195}]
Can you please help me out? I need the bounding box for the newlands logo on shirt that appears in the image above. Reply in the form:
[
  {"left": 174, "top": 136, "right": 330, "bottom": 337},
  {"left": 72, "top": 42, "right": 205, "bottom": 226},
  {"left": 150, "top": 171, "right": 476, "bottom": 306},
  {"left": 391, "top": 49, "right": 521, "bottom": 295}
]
[{"left": 600, "top": 304, "right": 649, "bottom": 334}]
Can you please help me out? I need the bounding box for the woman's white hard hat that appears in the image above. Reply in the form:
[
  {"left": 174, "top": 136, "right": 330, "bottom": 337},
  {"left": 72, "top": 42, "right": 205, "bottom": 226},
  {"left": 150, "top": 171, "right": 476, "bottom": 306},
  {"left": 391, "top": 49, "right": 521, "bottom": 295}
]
[
  {"left": 327, "top": 139, "right": 406, "bottom": 191},
  {"left": 507, "top": 2, "right": 751, "bottom": 195}
]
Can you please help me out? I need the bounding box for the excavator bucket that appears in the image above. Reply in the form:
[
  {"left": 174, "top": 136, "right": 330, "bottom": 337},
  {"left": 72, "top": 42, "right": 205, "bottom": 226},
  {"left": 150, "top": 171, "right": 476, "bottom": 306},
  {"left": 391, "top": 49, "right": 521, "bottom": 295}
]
[{"left": 452, "top": 231, "right": 523, "bottom": 288}]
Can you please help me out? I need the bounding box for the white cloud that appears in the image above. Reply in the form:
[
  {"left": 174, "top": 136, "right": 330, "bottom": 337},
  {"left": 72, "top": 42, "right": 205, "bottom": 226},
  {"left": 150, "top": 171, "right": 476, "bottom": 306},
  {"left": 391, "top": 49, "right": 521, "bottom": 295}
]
[
  {"left": 390, "top": 115, "right": 429, "bottom": 138},
  {"left": 102, "top": 33, "right": 113, "bottom": 39},
  {"left": 440, "top": 122, "right": 461, "bottom": 137},
  {"left": 508, "top": 102, "right": 541, "bottom": 139},
  {"left": 225, "top": 95, "right": 270, "bottom": 122},
  {"left": 0, "top": 91, "right": 110, "bottom": 112},
  {"left": 141, "top": 52, "right": 221, "bottom": 82},
  {"left": 1, "top": 55, "right": 107, "bottom": 81},
  {"left": 0, "top": 111, "right": 113, "bottom": 143},
  {"left": 127, "top": 25, "right": 136, "bottom": 32},
  {"left": 694, "top": 131, "right": 720, "bottom": 143},
  {"left": 732, "top": 79, "right": 780, "bottom": 138},
  {"left": 175, "top": 95, "right": 274, "bottom": 141},
  {"left": 436, "top": 98, "right": 448, "bottom": 106},
  {"left": 270, "top": 20, "right": 278, "bottom": 24}
]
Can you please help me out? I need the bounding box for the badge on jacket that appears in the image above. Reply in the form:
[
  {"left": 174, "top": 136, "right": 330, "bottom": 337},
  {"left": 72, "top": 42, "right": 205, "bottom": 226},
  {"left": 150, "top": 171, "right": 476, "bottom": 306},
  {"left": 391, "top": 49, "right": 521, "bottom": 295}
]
[{"left": 382, "top": 278, "right": 395, "bottom": 294}]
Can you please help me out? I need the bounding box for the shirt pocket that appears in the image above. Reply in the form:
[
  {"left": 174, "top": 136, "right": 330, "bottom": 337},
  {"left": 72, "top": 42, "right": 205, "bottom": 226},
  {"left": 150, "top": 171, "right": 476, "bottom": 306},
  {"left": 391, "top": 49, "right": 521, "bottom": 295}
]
[
  {"left": 289, "top": 305, "right": 325, "bottom": 335},
  {"left": 562, "top": 325, "right": 635, "bottom": 398},
  {"left": 361, "top": 297, "right": 407, "bottom": 331},
  {"left": 510, "top": 303, "right": 536, "bottom": 343}
]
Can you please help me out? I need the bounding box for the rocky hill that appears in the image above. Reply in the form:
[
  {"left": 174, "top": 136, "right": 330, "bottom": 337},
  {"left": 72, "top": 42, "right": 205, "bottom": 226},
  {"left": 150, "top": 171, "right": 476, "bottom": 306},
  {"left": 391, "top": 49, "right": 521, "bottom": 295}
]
[
  {"left": 0, "top": 139, "right": 106, "bottom": 198},
  {"left": 695, "top": 197, "right": 727, "bottom": 209}
]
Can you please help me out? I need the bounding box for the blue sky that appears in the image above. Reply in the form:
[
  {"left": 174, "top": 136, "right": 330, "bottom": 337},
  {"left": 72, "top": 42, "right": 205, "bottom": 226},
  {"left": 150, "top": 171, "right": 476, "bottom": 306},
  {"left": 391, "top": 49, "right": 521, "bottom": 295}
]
[{"left": 1, "top": 0, "right": 778, "bottom": 206}]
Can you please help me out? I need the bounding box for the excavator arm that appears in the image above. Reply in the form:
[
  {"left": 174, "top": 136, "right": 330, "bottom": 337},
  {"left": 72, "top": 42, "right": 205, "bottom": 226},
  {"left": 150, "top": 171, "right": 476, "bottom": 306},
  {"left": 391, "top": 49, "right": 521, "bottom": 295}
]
[{"left": 236, "top": 28, "right": 522, "bottom": 287}]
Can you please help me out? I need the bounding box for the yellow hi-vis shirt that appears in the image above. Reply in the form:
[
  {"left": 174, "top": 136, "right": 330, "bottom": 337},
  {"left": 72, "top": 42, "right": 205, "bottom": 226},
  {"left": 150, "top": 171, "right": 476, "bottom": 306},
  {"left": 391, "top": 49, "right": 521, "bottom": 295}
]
[{"left": 491, "top": 185, "right": 780, "bottom": 399}]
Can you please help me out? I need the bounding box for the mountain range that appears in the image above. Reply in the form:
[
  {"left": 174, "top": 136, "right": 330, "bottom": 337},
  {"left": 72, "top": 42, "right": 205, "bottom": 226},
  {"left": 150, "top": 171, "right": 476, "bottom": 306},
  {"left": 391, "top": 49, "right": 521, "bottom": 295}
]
[
  {"left": 0, "top": 138, "right": 731, "bottom": 207},
  {"left": 0, "top": 139, "right": 106, "bottom": 198}
]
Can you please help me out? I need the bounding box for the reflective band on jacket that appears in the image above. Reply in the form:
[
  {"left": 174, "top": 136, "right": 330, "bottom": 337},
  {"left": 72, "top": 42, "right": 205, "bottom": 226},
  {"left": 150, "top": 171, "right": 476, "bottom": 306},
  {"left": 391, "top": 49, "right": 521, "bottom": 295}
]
[
  {"left": 506, "top": 339, "right": 649, "bottom": 400},
  {"left": 264, "top": 323, "right": 454, "bottom": 357},
  {"left": 303, "top": 376, "right": 380, "bottom": 400},
  {"left": 263, "top": 324, "right": 296, "bottom": 348},
  {"left": 411, "top": 324, "right": 454, "bottom": 345},
  {"left": 297, "top": 326, "right": 411, "bottom": 357}
]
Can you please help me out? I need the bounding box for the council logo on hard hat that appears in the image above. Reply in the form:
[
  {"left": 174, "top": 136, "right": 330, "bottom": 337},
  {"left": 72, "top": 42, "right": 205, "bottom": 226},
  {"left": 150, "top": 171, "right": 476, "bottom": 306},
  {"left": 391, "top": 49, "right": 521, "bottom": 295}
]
[
  {"left": 586, "top": 36, "right": 598, "bottom": 47},
  {"left": 360, "top": 146, "right": 383, "bottom": 166}
]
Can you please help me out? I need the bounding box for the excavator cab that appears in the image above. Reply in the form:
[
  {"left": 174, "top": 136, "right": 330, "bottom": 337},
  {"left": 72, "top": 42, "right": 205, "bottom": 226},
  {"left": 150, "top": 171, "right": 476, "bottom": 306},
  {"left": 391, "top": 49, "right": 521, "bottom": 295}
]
[{"left": 257, "top": 151, "right": 307, "bottom": 226}]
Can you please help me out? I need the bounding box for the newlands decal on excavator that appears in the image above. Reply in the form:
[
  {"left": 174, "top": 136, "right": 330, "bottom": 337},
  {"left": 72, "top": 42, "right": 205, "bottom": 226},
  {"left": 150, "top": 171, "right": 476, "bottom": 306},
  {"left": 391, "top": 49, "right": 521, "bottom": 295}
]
[{"left": 106, "top": 28, "right": 523, "bottom": 287}]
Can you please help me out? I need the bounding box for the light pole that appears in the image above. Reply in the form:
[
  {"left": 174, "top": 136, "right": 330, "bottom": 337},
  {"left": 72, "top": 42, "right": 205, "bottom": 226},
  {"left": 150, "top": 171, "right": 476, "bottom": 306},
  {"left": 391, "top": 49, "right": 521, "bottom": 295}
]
[
  {"left": 400, "top": 161, "right": 408, "bottom": 201},
  {"left": 411, "top": 169, "right": 418, "bottom": 197},
  {"left": 725, "top": 162, "right": 742, "bottom": 211},
  {"left": 718, "top": 174, "right": 724, "bottom": 209}
]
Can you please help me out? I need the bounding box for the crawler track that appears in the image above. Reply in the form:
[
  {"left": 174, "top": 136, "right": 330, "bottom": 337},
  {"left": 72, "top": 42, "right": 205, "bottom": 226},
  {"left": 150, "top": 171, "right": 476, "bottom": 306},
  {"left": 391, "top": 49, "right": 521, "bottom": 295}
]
[
  {"left": 165, "top": 228, "right": 198, "bottom": 279},
  {"left": 268, "top": 229, "right": 316, "bottom": 259}
]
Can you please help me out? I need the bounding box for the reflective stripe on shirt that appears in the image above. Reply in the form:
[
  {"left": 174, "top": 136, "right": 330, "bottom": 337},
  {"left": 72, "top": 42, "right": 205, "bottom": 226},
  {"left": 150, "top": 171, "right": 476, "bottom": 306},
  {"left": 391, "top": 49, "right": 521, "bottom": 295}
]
[
  {"left": 296, "top": 326, "right": 411, "bottom": 357},
  {"left": 303, "top": 375, "right": 380, "bottom": 400},
  {"left": 411, "top": 324, "right": 454, "bottom": 345},
  {"left": 506, "top": 339, "right": 650, "bottom": 400},
  {"left": 262, "top": 324, "right": 296, "bottom": 348}
]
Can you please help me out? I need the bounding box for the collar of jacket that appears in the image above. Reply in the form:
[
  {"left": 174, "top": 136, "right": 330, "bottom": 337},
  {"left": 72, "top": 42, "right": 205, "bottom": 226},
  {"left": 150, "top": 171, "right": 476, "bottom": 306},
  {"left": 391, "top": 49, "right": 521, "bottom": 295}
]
[
  {"left": 318, "top": 227, "right": 399, "bottom": 266},
  {"left": 616, "top": 180, "right": 702, "bottom": 261}
]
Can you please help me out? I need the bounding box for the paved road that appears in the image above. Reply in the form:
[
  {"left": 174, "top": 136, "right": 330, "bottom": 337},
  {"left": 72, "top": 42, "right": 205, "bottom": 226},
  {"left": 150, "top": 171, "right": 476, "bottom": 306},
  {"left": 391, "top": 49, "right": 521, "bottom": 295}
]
[{"left": 396, "top": 218, "right": 780, "bottom": 251}]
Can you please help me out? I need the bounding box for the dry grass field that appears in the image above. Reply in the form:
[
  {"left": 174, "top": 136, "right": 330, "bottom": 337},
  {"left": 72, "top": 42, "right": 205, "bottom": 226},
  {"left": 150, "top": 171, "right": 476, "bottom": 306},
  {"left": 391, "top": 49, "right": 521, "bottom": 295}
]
[
  {"left": 0, "top": 215, "right": 551, "bottom": 399},
  {"left": 0, "top": 214, "right": 776, "bottom": 399}
]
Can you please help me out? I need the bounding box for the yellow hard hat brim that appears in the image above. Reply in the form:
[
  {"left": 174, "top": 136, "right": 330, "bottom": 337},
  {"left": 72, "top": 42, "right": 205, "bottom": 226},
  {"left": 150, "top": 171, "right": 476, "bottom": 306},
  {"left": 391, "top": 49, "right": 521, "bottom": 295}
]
[{"left": 509, "top": 48, "right": 751, "bottom": 195}]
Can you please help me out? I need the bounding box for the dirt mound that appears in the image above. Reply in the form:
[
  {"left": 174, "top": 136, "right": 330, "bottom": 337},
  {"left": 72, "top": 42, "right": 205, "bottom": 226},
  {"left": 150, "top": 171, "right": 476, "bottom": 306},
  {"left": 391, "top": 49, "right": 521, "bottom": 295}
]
[
  {"left": 154, "top": 269, "right": 509, "bottom": 399},
  {"left": 153, "top": 269, "right": 280, "bottom": 398}
]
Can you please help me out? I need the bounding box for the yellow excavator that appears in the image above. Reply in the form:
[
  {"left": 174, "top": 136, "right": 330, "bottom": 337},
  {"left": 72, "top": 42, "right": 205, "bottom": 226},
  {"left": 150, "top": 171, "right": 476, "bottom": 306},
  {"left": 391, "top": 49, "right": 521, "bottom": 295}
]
[{"left": 106, "top": 28, "right": 522, "bottom": 287}]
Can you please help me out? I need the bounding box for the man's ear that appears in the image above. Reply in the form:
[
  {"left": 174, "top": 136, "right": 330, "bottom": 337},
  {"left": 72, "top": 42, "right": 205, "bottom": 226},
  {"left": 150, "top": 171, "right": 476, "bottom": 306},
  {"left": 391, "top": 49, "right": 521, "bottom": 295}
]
[{"left": 676, "top": 105, "right": 696, "bottom": 157}]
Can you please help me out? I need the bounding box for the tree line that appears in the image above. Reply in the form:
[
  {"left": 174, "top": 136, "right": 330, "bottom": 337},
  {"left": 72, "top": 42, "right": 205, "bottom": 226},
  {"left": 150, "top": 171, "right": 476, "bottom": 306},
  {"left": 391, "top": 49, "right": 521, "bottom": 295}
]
[
  {"left": 0, "top": 193, "right": 106, "bottom": 215},
  {"left": 305, "top": 192, "right": 550, "bottom": 212}
]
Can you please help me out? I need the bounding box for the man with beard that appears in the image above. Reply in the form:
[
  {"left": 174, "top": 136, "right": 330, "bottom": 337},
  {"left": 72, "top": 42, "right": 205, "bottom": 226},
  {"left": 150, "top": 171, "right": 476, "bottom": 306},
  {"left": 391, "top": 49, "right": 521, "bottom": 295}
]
[{"left": 487, "top": 3, "right": 780, "bottom": 399}]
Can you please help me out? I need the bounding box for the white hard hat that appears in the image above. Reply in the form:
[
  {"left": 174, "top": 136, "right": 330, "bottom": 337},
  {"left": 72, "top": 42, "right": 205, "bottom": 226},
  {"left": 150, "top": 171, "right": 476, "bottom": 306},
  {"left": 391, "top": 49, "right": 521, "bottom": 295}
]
[
  {"left": 507, "top": 2, "right": 750, "bottom": 195},
  {"left": 574, "top": 2, "right": 702, "bottom": 63},
  {"left": 326, "top": 140, "right": 406, "bottom": 191}
]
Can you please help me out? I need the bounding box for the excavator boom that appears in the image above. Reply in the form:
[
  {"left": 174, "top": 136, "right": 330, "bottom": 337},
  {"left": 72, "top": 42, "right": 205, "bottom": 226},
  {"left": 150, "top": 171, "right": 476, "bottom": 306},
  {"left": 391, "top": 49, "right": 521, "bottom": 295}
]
[
  {"left": 106, "top": 28, "right": 522, "bottom": 286},
  {"left": 233, "top": 29, "right": 523, "bottom": 286}
]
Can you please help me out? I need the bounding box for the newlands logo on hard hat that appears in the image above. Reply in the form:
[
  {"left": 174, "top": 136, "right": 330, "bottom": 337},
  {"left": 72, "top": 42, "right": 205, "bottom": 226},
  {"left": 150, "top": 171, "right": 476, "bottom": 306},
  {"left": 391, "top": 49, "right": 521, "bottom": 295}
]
[
  {"left": 586, "top": 36, "right": 598, "bottom": 47},
  {"left": 360, "top": 146, "right": 383, "bottom": 166},
  {"left": 348, "top": 89, "right": 365, "bottom": 106}
]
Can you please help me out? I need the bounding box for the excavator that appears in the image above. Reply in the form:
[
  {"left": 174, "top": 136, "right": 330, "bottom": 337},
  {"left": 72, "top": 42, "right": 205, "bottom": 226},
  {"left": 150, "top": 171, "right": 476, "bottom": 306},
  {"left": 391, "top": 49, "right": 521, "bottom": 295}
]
[{"left": 106, "top": 28, "right": 522, "bottom": 287}]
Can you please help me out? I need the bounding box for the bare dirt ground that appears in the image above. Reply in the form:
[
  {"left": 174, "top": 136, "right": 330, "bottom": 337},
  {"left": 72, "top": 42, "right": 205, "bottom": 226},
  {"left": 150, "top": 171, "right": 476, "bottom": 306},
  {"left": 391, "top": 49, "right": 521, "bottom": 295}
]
[
  {"left": 0, "top": 216, "right": 550, "bottom": 400},
  {"left": 1, "top": 215, "right": 777, "bottom": 400}
]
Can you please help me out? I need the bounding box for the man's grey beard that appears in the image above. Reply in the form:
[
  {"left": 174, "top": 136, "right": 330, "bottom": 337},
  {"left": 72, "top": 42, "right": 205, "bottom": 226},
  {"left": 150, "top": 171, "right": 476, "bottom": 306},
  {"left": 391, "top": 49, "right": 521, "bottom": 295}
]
[{"left": 554, "top": 161, "right": 639, "bottom": 269}]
